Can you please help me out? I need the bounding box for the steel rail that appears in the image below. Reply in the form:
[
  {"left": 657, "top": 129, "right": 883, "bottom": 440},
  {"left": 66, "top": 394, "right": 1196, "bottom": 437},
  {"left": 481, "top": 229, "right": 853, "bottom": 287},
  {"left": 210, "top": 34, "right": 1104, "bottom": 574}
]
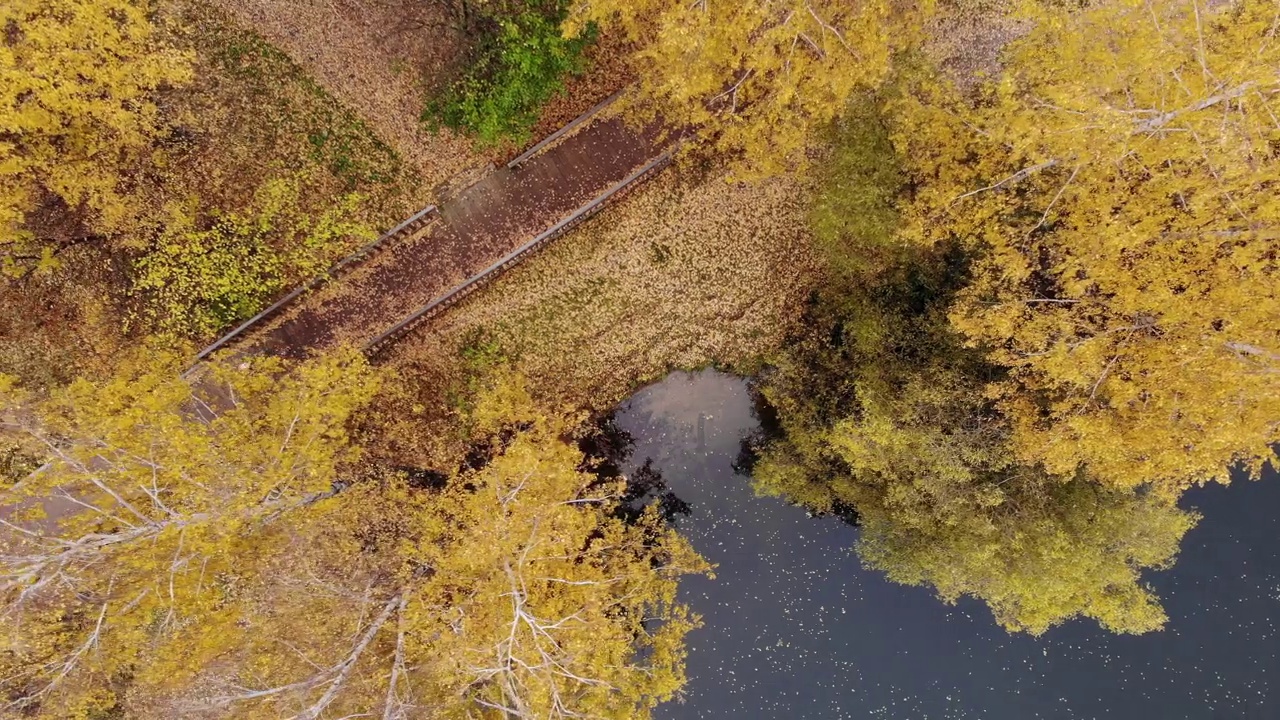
[
  {"left": 184, "top": 204, "right": 439, "bottom": 371},
  {"left": 364, "top": 150, "right": 674, "bottom": 356},
  {"left": 506, "top": 88, "right": 627, "bottom": 169}
]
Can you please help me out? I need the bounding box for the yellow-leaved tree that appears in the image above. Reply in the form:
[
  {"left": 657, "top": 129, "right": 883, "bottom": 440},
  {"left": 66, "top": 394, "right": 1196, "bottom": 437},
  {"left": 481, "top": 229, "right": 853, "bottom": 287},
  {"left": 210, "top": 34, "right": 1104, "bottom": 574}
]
[
  {"left": 566, "top": 0, "right": 925, "bottom": 176},
  {"left": 0, "top": 348, "right": 378, "bottom": 718},
  {"left": 165, "top": 373, "right": 708, "bottom": 720},
  {"left": 1, "top": 362, "right": 706, "bottom": 718},
  {"left": 0, "top": 0, "right": 191, "bottom": 276},
  {"left": 892, "top": 0, "right": 1280, "bottom": 491}
]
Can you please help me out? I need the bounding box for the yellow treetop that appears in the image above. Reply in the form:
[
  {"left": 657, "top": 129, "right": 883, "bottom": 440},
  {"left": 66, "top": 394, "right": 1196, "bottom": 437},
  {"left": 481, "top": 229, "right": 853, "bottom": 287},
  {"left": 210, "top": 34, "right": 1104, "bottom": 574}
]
[
  {"left": 892, "top": 0, "right": 1280, "bottom": 490},
  {"left": 1, "top": 365, "right": 706, "bottom": 718},
  {"left": 159, "top": 371, "right": 708, "bottom": 719},
  {"left": 0, "top": 0, "right": 191, "bottom": 275},
  {"left": 567, "top": 0, "right": 925, "bottom": 177},
  {"left": 0, "top": 348, "right": 378, "bottom": 718}
]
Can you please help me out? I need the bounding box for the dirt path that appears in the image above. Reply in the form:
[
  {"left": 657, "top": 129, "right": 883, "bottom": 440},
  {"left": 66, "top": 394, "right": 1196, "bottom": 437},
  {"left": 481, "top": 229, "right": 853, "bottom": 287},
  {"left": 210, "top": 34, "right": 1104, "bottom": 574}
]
[{"left": 244, "top": 112, "right": 670, "bottom": 358}]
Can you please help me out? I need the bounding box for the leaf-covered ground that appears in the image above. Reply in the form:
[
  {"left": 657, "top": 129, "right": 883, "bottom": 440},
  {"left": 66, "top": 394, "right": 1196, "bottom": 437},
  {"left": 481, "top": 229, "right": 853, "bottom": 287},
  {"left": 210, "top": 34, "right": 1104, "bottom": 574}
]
[
  {"left": 1, "top": 1, "right": 423, "bottom": 392},
  {"left": 204, "top": 0, "right": 483, "bottom": 188},
  {"left": 365, "top": 165, "right": 821, "bottom": 468},
  {"left": 208, "top": 0, "right": 635, "bottom": 189}
]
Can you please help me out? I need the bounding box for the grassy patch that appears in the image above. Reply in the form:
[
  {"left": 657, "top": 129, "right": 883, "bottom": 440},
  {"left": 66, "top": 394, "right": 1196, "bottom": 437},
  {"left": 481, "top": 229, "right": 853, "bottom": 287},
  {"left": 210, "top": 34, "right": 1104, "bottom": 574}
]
[
  {"left": 206, "top": 30, "right": 402, "bottom": 190},
  {"left": 169, "top": 5, "right": 417, "bottom": 212}
]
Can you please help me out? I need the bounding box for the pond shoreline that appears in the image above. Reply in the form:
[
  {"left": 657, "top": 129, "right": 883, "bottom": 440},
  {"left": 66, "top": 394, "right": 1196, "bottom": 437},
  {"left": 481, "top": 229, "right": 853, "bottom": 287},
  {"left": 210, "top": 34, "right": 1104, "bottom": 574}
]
[{"left": 616, "top": 369, "right": 1278, "bottom": 720}]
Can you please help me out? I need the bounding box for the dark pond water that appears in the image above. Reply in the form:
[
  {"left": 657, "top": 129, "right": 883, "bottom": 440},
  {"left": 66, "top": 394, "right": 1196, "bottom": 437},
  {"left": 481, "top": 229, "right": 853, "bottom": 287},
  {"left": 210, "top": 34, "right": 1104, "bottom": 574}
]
[{"left": 613, "top": 369, "right": 1279, "bottom": 720}]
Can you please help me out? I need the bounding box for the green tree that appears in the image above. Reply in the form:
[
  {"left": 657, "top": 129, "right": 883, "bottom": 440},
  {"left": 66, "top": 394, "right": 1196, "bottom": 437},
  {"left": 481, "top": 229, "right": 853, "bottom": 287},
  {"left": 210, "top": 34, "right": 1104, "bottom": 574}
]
[
  {"left": 755, "top": 96, "right": 1197, "bottom": 636},
  {"left": 428, "top": 1, "right": 595, "bottom": 145},
  {"left": 855, "top": 470, "right": 1196, "bottom": 636},
  {"left": 1, "top": 0, "right": 192, "bottom": 276}
]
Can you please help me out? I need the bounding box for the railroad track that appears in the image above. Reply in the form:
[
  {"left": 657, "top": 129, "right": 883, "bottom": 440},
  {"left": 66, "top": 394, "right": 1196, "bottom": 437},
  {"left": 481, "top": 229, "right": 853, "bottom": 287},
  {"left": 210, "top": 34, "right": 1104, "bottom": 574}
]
[
  {"left": 25, "top": 93, "right": 669, "bottom": 489},
  {"left": 187, "top": 204, "right": 440, "bottom": 369},
  {"left": 187, "top": 88, "right": 671, "bottom": 369},
  {"left": 363, "top": 150, "right": 674, "bottom": 357}
]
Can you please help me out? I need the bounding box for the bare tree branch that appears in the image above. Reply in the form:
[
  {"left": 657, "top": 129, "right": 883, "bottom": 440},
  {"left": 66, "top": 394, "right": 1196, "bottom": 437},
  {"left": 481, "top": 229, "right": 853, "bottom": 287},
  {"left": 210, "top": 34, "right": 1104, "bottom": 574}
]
[
  {"left": 949, "top": 159, "right": 1059, "bottom": 206},
  {"left": 1134, "top": 81, "right": 1257, "bottom": 133},
  {"left": 295, "top": 593, "right": 401, "bottom": 720},
  {"left": 382, "top": 596, "right": 410, "bottom": 720}
]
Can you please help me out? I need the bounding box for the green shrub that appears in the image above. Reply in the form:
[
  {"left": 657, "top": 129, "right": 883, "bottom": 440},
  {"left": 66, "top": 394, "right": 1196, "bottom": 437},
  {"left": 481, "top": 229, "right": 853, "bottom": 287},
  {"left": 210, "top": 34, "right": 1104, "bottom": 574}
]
[{"left": 426, "top": 2, "right": 596, "bottom": 146}]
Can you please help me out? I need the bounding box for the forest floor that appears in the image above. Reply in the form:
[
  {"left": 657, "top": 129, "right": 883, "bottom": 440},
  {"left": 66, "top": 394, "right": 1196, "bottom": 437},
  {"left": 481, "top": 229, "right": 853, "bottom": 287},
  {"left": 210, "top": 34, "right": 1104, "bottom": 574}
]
[
  {"left": 0, "top": 0, "right": 634, "bottom": 392},
  {"left": 1, "top": 1, "right": 422, "bottom": 391},
  {"left": 364, "top": 164, "right": 822, "bottom": 468},
  {"left": 207, "top": 0, "right": 634, "bottom": 194}
]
